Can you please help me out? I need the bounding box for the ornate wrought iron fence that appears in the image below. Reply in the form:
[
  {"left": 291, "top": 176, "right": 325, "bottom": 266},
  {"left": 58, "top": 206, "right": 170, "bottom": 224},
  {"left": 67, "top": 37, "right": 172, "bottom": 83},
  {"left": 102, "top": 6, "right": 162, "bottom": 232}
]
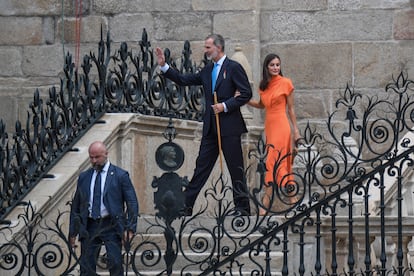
[
  {"left": 1, "top": 72, "right": 414, "bottom": 275},
  {"left": 0, "top": 28, "right": 205, "bottom": 219},
  {"left": 0, "top": 27, "right": 414, "bottom": 275}
]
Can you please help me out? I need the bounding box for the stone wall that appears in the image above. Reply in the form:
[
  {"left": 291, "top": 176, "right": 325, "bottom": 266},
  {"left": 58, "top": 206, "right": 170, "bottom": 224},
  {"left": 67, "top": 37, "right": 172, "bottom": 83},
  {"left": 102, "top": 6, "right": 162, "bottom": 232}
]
[{"left": 0, "top": 0, "right": 413, "bottom": 131}]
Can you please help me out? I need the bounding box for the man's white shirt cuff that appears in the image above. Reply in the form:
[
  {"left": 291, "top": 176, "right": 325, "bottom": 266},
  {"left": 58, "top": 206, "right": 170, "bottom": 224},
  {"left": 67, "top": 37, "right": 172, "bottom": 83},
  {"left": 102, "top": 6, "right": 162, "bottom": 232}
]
[{"left": 160, "top": 63, "right": 169, "bottom": 73}]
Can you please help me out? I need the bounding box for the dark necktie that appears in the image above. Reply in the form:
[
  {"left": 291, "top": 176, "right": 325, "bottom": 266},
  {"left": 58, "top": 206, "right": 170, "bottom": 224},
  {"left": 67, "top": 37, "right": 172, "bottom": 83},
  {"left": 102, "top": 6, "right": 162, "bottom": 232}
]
[
  {"left": 91, "top": 170, "right": 102, "bottom": 219},
  {"left": 211, "top": 63, "right": 219, "bottom": 93}
]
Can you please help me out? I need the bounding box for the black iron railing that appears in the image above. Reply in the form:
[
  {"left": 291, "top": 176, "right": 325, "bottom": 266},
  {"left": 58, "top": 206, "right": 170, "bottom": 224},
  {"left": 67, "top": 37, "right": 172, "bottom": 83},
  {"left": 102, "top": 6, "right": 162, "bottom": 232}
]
[
  {"left": 3, "top": 79, "right": 414, "bottom": 274},
  {"left": 0, "top": 28, "right": 205, "bottom": 219},
  {"left": 0, "top": 27, "right": 414, "bottom": 275}
]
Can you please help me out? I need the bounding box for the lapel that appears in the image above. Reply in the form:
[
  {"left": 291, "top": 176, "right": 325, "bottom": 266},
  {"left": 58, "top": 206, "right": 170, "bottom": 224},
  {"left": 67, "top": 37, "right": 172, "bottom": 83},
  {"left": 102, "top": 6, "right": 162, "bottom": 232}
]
[
  {"left": 84, "top": 169, "right": 94, "bottom": 198},
  {"left": 103, "top": 164, "right": 115, "bottom": 195}
]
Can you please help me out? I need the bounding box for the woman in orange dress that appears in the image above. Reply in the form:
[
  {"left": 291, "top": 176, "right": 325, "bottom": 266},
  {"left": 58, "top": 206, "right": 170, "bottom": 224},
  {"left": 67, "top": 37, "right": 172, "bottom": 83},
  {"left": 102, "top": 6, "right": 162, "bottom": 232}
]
[{"left": 248, "top": 53, "right": 300, "bottom": 215}]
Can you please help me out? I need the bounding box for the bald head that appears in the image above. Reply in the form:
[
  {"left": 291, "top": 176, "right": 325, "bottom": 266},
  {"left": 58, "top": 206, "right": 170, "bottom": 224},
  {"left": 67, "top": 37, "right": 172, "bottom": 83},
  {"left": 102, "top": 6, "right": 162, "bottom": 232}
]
[{"left": 88, "top": 141, "right": 108, "bottom": 171}]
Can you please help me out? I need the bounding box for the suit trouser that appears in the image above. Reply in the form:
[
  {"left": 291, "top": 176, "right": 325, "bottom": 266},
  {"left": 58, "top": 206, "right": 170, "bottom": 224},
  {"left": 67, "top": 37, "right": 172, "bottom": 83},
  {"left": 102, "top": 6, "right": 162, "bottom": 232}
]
[
  {"left": 80, "top": 217, "right": 123, "bottom": 276},
  {"left": 185, "top": 132, "right": 251, "bottom": 214}
]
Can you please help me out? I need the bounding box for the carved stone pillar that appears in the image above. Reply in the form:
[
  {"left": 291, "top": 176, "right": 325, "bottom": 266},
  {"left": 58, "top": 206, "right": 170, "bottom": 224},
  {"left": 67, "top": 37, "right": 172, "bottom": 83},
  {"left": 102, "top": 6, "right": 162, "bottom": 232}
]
[{"left": 231, "top": 45, "right": 253, "bottom": 122}]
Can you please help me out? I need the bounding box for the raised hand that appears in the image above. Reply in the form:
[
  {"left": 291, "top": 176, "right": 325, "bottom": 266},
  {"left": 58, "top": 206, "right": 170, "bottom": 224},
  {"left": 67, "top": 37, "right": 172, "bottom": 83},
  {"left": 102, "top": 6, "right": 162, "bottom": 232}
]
[{"left": 155, "top": 47, "right": 166, "bottom": 66}]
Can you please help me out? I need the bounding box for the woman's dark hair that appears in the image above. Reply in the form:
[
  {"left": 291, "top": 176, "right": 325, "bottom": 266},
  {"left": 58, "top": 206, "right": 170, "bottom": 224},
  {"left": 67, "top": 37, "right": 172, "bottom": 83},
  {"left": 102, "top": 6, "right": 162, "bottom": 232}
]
[{"left": 259, "top": 53, "right": 283, "bottom": 91}]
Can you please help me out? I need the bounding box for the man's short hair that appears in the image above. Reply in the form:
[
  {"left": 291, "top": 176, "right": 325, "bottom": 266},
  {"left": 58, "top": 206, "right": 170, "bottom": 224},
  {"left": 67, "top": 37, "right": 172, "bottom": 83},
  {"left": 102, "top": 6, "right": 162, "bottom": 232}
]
[{"left": 206, "top": 34, "right": 225, "bottom": 52}]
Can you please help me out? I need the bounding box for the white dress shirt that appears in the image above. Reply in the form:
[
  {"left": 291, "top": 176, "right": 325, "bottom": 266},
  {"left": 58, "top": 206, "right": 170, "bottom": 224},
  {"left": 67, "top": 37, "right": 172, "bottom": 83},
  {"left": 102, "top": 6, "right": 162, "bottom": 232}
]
[{"left": 89, "top": 161, "right": 110, "bottom": 218}]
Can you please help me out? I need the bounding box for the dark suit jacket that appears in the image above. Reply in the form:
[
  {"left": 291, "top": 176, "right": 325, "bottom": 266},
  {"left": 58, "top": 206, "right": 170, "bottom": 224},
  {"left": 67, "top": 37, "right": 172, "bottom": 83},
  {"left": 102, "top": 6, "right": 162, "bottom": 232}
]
[
  {"left": 164, "top": 57, "right": 252, "bottom": 137},
  {"left": 69, "top": 164, "right": 139, "bottom": 239}
]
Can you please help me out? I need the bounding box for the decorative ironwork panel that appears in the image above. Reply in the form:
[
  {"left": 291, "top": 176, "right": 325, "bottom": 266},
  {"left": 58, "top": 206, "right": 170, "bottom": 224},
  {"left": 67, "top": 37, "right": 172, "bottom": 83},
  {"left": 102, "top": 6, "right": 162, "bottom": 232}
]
[
  {"left": 0, "top": 28, "right": 205, "bottom": 219},
  {"left": 0, "top": 26, "right": 414, "bottom": 275}
]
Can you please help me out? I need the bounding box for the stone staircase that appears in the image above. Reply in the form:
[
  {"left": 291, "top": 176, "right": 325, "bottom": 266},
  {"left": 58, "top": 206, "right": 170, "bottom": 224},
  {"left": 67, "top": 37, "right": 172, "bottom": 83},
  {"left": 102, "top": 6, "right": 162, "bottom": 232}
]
[{"left": 95, "top": 215, "right": 286, "bottom": 275}]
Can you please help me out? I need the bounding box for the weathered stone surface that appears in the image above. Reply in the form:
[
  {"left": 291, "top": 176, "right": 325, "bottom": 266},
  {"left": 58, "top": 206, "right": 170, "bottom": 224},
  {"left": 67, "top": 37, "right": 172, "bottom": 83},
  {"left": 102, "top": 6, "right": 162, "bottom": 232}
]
[
  {"left": 354, "top": 41, "right": 414, "bottom": 88},
  {"left": 58, "top": 16, "right": 109, "bottom": 43},
  {"left": 0, "top": 86, "right": 49, "bottom": 132},
  {"left": 261, "top": 11, "right": 393, "bottom": 42},
  {"left": 94, "top": 0, "right": 192, "bottom": 14},
  {"left": 0, "top": 77, "right": 58, "bottom": 89},
  {"left": 214, "top": 12, "right": 258, "bottom": 41},
  {"left": 93, "top": 0, "right": 153, "bottom": 14},
  {"left": 152, "top": 0, "right": 192, "bottom": 11},
  {"left": 294, "top": 90, "right": 333, "bottom": 120},
  {"left": 110, "top": 13, "right": 154, "bottom": 43},
  {"left": 261, "top": 43, "right": 352, "bottom": 90},
  {"left": 0, "top": 0, "right": 63, "bottom": 16},
  {"left": 43, "top": 17, "right": 55, "bottom": 45},
  {"left": 153, "top": 13, "right": 211, "bottom": 41},
  {"left": 0, "top": 87, "right": 21, "bottom": 132},
  {"left": 0, "top": 17, "right": 43, "bottom": 45},
  {"left": 394, "top": 10, "right": 414, "bottom": 40},
  {"left": 261, "top": 0, "right": 327, "bottom": 11},
  {"left": 22, "top": 45, "right": 65, "bottom": 77},
  {"left": 328, "top": 0, "right": 360, "bottom": 10},
  {"left": 193, "top": 0, "right": 257, "bottom": 11},
  {"left": 230, "top": 43, "right": 261, "bottom": 89},
  {"left": 329, "top": 0, "right": 411, "bottom": 10},
  {"left": 0, "top": 48, "right": 23, "bottom": 77}
]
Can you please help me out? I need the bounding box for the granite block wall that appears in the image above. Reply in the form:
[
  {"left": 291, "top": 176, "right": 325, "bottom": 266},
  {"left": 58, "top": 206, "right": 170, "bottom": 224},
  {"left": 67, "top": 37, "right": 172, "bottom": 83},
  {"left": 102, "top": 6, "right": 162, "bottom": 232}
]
[{"left": 0, "top": 0, "right": 412, "bottom": 132}]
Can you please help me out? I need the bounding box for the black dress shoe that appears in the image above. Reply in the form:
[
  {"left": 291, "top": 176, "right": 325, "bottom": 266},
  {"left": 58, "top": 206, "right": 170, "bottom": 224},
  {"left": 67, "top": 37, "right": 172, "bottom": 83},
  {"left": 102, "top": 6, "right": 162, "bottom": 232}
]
[
  {"left": 229, "top": 208, "right": 250, "bottom": 216},
  {"left": 183, "top": 206, "right": 193, "bottom": 216}
]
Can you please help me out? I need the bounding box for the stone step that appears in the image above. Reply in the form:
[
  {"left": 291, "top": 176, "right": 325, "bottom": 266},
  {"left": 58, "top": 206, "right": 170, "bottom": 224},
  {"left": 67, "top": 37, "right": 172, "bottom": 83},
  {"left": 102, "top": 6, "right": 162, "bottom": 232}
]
[
  {"left": 137, "top": 214, "right": 286, "bottom": 234},
  {"left": 98, "top": 270, "right": 282, "bottom": 276},
  {"left": 96, "top": 245, "right": 284, "bottom": 271},
  {"left": 99, "top": 271, "right": 283, "bottom": 276},
  {"left": 94, "top": 215, "right": 287, "bottom": 275}
]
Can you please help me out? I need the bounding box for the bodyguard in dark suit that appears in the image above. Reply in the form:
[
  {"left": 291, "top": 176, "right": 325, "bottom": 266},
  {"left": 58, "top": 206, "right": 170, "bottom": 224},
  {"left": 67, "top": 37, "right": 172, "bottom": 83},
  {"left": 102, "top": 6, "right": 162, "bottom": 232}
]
[
  {"left": 69, "top": 141, "right": 139, "bottom": 275},
  {"left": 155, "top": 34, "right": 252, "bottom": 215}
]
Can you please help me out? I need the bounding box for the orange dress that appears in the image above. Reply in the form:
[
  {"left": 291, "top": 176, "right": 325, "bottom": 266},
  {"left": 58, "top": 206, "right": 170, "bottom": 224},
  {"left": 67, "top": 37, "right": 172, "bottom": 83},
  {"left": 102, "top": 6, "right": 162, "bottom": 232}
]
[{"left": 259, "top": 75, "right": 294, "bottom": 186}]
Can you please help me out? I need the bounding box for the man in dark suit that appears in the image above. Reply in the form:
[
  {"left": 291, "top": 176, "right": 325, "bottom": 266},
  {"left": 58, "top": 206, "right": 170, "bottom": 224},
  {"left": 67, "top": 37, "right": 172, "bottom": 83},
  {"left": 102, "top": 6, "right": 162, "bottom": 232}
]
[
  {"left": 69, "top": 141, "right": 139, "bottom": 275},
  {"left": 155, "top": 34, "right": 252, "bottom": 215}
]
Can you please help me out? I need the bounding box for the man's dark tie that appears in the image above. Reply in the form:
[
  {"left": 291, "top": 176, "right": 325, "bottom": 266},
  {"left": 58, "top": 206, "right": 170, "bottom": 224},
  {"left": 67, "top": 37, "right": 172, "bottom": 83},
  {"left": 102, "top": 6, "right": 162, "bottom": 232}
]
[
  {"left": 211, "top": 63, "right": 219, "bottom": 93},
  {"left": 91, "top": 170, "right": 102, "bottom": 219}
]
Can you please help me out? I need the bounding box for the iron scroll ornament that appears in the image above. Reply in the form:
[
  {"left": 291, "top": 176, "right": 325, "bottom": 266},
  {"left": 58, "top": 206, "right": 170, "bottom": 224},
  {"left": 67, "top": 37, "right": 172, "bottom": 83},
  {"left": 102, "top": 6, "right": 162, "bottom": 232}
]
[{"left": 153, "top": 140, "right": 188, "bottom": 222}]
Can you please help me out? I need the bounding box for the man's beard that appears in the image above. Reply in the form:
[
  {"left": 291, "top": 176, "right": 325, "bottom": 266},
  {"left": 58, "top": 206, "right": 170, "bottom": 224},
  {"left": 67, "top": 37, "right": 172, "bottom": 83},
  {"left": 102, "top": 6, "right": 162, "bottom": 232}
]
[
  {"left": 206, "top": 51, "right": 218, "bottom": 61},
  {"left": 93, "top": 164, "right": 104, "bottom": 172}
]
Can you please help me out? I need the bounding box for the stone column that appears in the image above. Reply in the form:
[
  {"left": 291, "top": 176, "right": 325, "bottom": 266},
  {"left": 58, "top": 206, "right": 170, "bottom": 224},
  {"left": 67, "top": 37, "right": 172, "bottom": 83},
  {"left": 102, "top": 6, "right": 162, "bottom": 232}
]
[{"left": 231, "top": 45, "right": 253, "bottom": 122}]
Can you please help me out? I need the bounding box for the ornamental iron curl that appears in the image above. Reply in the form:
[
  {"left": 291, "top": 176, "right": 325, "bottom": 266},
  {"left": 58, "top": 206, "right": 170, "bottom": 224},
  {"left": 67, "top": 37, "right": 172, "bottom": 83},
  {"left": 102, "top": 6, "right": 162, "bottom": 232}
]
[
  {"left": 0, "top": 28, "right": 205, "bottom": 219},
  {"left": 0, "top": 26, "right": 414, "bottom": 275}
]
